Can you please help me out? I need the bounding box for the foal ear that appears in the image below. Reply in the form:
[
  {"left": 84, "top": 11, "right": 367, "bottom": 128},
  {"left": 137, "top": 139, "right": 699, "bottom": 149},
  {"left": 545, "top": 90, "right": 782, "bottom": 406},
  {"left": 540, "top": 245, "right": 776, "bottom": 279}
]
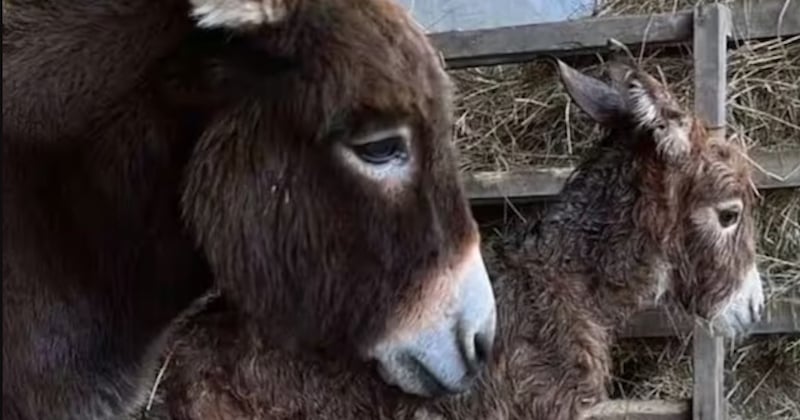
[
  {"left": 189, "top": 0, "right": 291, "bottom": 29},
  {"left": 608, "top": 62, "right": 693, "bottom": 158},
  {"left": 556, "top": 60, "right": 626, "bottom": 125},
  {"left": 607, "top": 62, "right": 680, "bottom": 129}
]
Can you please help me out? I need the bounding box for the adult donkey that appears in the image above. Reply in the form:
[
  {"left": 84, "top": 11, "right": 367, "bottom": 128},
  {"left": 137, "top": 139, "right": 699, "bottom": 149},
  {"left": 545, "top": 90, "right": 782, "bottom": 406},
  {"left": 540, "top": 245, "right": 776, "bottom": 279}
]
[{"left": 2, "top": 0, "right": 497, "bottom": 419}]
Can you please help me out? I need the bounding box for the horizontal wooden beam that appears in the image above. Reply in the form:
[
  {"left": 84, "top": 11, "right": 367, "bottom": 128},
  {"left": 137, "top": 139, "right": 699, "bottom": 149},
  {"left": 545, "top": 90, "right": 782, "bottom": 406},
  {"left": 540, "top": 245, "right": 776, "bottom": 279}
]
[
  {"left": 465, "top": 166, "right": 573, "bottom": 203},
  {"left": 432, "top": 0, "right": 800, "bottom": 68},
  {"left": 620, "top": 296, "right": 800, "bottom": 339},
  {"left": 464, "top": 149, "right": 800, "bottom": 204},
  {"left": 583, "top": 399, "right": 690, "bottom": 420},
  {"left": 434, "top": 10, "right": 692, "bottom": 68}
]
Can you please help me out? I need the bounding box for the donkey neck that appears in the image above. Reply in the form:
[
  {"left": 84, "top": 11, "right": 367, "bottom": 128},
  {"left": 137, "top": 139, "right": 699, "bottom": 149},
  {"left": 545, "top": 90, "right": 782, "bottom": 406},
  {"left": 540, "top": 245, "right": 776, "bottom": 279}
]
[{"left": 519, "top": 145, "right": 664, "bottom": 329}]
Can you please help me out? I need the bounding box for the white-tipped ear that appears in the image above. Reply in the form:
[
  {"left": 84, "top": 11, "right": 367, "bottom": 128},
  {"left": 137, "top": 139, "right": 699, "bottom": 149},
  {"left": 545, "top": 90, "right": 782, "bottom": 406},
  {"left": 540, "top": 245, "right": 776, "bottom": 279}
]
[
  {"left": 189, "top": 0, "right": 289, "bottom": 29},
  {"left": 556, "top": 60, "right": 626, "bottom": 125},
  {"left": 609, "top": 64, "right": 692, "bottom": 158},
  {"left": 608, "top": 64, "right": 674, "bottom": 129},
  {"left": 622, "top": 71, "right": 664, "bottom": 129},
  {"left": 626, "top": 78, "right": 660, "bottom": 129}
]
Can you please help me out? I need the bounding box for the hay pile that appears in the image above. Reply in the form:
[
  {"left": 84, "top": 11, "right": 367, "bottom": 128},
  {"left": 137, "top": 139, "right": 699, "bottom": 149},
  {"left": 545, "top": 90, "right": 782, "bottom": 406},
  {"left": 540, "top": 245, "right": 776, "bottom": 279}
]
[
  {"left": 457, "top": 1, "right": 800, "bottom": 419},
  {"left": 610, "top": 333, "right": 800, "bottom": 420},
  {"left": 451, "top": 10, "right": 800, "bottom": 172}
]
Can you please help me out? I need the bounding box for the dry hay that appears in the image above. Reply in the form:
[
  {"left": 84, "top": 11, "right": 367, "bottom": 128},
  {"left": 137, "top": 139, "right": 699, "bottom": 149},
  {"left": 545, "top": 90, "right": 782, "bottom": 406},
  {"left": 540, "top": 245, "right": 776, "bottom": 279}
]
[
  {"left": 451, "top": 6, "right": 800, "bottom": 173},
  {"left": 451, "top": 35, "right": 800, "bottom": 172},
  {"left": 462, "top": 0, "right": 799, "bottom": 418},
  {"left": 610, "top": 333, "right": 800, "bottom": 420}
]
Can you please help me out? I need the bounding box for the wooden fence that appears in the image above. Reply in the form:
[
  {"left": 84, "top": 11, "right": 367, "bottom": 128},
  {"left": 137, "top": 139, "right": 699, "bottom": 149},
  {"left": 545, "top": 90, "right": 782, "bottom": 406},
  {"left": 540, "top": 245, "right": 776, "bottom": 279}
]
[{"left": 427, "top": 1, "right": 800, "bottom": 419}]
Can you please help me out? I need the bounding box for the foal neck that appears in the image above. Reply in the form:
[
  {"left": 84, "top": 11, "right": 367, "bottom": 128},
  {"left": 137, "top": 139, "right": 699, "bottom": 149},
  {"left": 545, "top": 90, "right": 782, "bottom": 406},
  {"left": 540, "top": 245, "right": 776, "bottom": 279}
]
[{"left": 517, "top": 146, "right": 665, "bottom": 330}]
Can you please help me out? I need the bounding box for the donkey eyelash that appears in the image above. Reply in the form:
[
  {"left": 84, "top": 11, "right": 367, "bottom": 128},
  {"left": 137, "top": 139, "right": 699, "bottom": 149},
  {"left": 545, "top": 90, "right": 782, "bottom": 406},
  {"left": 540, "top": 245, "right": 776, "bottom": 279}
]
[{"left": 349, "top": 125, "right": 411, "bottom": 147}]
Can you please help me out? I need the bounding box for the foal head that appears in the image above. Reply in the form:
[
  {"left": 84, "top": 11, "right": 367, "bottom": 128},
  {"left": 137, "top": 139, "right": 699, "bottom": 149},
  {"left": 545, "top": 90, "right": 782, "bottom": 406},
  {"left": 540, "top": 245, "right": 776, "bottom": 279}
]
[
  {"left": 166, "top": 0, "right": 496, "bottom": 396},
  {"left": 557, "top": 60, "right": 763, "bottom": 336}
]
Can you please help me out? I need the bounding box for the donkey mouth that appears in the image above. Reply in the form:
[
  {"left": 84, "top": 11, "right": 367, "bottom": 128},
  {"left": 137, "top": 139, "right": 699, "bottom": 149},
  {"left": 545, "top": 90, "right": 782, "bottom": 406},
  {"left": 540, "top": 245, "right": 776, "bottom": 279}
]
[
  {"left": 365, "top": 243, "right": 497, "bottom": 397},
  {"left": 376, "top": 350, "right": 475, "bottom": 397},
  {"left": 710, "top": 265, "right": 765, "bottom": 337}
]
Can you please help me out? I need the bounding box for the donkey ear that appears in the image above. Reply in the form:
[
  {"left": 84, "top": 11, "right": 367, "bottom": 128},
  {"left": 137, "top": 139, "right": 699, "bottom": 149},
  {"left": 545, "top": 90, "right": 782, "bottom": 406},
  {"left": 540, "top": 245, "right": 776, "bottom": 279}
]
[
  {"left": 608, "top": 62, "right": 693, "bottom": 159},
  {"left": 189, "top": 0, "right": 290, "bottom": 29},
  {"left": 607, "top": 62, "right": 678, "bottom": 129},
  {"left": 556, "top": 60, "right": 626, "bottom": 125}
]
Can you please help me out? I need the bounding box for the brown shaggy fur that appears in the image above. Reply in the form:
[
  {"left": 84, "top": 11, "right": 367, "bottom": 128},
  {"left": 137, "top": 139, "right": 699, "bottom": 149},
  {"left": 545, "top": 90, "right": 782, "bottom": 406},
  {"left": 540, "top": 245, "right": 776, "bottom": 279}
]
[
  {"left": 143, "top": 61, "right": 761, "bottom": 420},
  {"left": 2, "top": 1, "right": 482, "bottom": 419}
]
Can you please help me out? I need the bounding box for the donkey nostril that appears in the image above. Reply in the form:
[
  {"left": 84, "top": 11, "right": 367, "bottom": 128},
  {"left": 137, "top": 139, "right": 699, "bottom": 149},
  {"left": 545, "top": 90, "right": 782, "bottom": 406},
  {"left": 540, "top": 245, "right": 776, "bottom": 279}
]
[
  {"left": 751, "top": 302, "right": 763, "bottom": 323},
  {"left": 474, "top": 332, "right": 492, "bottom": 366},
  {"left": 460, "top": 327, "right": 494, "bottom": 374}
]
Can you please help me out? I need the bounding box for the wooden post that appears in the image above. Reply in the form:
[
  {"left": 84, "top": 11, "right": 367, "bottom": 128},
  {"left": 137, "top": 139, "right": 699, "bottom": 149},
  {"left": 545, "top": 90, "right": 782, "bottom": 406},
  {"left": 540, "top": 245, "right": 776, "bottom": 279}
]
[
  {"left": 692, "top": 321, "right": 727, "bottom": 420},
  {"left": 691, "top": 4, "right": 732, "bottom": 420}
]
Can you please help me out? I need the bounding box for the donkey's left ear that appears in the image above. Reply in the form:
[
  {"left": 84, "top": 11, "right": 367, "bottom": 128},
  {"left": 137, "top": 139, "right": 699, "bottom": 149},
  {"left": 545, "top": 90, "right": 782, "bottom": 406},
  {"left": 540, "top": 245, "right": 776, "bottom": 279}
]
[
  {"left": 556, "top": 59, "right": 627, "bottom": 126},
  {"left": 190, "top": 0, "right": 291, "bottom": 30}
]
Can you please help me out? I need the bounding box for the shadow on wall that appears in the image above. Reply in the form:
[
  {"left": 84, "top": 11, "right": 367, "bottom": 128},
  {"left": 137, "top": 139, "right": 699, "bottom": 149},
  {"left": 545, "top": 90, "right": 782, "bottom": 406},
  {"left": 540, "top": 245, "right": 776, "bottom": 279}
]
[{"left": 396, "top": 0, "right": 596, "bottom": 33}]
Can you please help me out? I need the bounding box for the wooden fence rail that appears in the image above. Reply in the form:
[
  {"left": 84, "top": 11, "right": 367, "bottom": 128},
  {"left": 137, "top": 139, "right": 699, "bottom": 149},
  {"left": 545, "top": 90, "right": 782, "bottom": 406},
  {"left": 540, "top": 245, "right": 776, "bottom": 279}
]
[
  {"left": 621, "top": 297, "right": 800, "bottom": 339},
  {"left": 583, "top": 399, "right": 691, "bottom": 420},
  {"left": 431, "top": 0, "right": 800, "bottom": 68},
  {"left": 463, "top": 149, "right": 800, "bottom": 204}
]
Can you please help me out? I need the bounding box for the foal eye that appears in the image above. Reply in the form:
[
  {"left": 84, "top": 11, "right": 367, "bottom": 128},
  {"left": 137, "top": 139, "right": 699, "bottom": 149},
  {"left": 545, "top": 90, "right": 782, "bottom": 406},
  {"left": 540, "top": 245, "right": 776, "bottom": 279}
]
[
  {"left": 352, "top": 136, "right": 408, "bottom": 165},
  {"left": 717, "top": 209, "right": 740, "bottom": 228}
]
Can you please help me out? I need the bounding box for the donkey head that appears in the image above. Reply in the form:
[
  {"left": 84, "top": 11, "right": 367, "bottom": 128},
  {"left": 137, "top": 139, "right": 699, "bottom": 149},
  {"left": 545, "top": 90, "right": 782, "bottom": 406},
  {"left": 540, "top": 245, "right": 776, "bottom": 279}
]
[
  {"left": 166, "top": 0, "right": 497, "bottom": 396},
  {"left": 557, "top": 60, "right": 763, "bottom": 336}
]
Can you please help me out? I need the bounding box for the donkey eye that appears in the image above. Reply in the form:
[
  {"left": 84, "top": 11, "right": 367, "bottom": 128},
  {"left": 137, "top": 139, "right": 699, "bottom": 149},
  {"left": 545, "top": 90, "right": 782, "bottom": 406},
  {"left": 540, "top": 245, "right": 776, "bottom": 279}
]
[
  {"left": 717, "top": 208, "right": 740, "bottom": 228},
  {"left": 340, "top": 125, "right": 413, "bottom": 180},
  {"left": 352, "top": 136, "right": 407, "bottom": 165}
]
